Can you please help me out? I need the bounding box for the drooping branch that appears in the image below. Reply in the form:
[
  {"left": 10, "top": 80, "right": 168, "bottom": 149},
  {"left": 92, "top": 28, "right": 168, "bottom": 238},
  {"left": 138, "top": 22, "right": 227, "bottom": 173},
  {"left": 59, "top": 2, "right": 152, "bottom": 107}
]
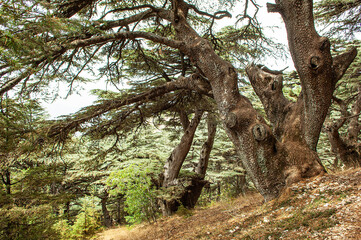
[
  {"left": 63, "top": 31, "right": 185, "bottom": 51},
  {"left": 0, "top": 30, "right": 186, "bottom": 96},
  {"left": 0, "top": 47, "right": 67, "bottom": 96},
  {"left": 47, "top": 74, "right": 212, "bottom": 140}
]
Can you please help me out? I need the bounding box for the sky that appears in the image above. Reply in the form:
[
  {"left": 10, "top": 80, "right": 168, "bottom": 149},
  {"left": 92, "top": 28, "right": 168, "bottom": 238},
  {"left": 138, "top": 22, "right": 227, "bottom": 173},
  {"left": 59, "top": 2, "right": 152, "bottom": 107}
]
[{"left": 42, "top": 1, "right": 292, "bottom": 119}]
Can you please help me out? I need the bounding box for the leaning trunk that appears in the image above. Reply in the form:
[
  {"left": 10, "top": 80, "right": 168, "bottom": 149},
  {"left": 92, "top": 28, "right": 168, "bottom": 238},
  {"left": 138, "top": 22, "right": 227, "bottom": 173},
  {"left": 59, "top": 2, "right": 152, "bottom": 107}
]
[
  {"left": 161, "top": 110, "right": 203, "bottom": 216},
  {"left": 180, "top": 113, "right": 217, "bottom": 209}
]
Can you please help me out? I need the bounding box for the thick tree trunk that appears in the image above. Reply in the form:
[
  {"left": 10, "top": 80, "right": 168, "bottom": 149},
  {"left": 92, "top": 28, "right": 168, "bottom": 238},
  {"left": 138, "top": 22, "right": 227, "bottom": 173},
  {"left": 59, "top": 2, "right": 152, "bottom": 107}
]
[
  {"left": 267, "top": 0, "right": 356, "bottom": 151},
  {"left": 170, "top": 0, "right": 356, "bottom": 201},
  {"left": 162, "top": 110, "right": 203, "bottom": 188},
  {"left": 161, "top": 112, "right": 216, "bottom": 215}
]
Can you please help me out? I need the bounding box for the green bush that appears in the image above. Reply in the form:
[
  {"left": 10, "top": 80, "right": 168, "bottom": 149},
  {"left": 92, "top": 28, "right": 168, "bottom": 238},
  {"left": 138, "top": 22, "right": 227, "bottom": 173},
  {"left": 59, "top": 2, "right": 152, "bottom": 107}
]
[
  {"left": 54, "top": 197, "right": 102, "bottom": 240},
  {"left": 70, "top": 209, "right": 101, "bottom": 239},
  {"left": 107, "top": 163, "right": 159, "bottom": 224}
]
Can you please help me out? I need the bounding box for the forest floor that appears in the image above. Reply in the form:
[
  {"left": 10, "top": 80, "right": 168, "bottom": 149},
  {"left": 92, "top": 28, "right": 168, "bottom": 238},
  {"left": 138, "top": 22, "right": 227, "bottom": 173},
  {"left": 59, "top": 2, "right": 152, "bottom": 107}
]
[{"left": 97, "top": 168, "right": 361, "bottom": 240}]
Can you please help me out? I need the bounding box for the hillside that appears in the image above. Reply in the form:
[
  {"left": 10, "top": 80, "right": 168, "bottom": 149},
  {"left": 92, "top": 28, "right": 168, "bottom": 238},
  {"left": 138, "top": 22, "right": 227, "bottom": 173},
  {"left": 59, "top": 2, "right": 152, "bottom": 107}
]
[{"left": 98, "top": 169, "right": 361, "bottom": 240}]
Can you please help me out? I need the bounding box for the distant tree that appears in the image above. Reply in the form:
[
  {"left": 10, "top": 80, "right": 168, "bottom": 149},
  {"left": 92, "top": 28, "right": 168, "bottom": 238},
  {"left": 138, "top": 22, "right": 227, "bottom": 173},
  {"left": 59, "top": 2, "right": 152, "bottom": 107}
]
[{"left": 0, "top": 97, "right": 61, "bottom": 239}]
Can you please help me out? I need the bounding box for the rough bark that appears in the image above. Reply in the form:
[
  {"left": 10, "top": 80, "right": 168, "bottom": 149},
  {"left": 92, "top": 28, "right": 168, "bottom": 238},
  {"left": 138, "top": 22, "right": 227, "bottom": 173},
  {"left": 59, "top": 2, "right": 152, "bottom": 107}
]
[
  {"left": 180, "top": 113, "right": 217, "bottom": 209},
  {"left": 170, "top": 0, "right": 284, "bottom": 200},
  {"left": 161, "top": 109, "right": 203, "bottom": 216},
  {"left": 162, "top": 110, "right": 203, "bottom": 188},
  {"left": 267, "top": 0, "right": 357, "bottom": 151},
  {"left": 169, "top": 0, "right": 356, "bottom": 201}
]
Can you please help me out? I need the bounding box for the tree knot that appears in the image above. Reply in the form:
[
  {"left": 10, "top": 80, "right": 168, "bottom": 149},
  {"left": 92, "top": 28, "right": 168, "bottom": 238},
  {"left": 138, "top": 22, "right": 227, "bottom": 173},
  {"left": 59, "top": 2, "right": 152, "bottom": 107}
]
[
  {"left": 252, "top": 124, "right": 268, "bottom": 141},
  {"left": 225, "top": 112, "right": 237, "bottom": 128}
]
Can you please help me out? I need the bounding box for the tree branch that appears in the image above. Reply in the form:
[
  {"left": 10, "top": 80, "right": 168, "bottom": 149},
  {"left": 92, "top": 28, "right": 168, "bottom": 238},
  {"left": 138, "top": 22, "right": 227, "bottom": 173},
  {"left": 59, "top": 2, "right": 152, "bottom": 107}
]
[
  {"left": 47, "top": 74, "right": 212, "bottom": 140},
  {"left": 55, "top": 0, "right": 97, "bottom": 18},
  {"left": 188, "top": 4, "right": 231, "bottom": 19},
  {"left": 63, "top": 31, "right": 185, "bottom": 50},
  {"left": 332, "top": 47, "right": 358, "bottom": 83}
]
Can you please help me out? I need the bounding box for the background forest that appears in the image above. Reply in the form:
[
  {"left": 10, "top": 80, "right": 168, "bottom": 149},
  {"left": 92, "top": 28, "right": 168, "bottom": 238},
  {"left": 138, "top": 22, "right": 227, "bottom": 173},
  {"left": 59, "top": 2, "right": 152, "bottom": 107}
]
[{"left": 0, "top": 0, "right": 360, "bottom": 239}]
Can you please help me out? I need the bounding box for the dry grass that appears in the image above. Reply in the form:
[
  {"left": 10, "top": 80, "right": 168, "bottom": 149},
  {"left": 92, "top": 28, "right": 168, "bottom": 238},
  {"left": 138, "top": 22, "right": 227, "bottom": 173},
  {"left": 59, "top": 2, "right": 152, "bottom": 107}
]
[{"left": 97, "top": 168, "right": 361, "bottom": 240}]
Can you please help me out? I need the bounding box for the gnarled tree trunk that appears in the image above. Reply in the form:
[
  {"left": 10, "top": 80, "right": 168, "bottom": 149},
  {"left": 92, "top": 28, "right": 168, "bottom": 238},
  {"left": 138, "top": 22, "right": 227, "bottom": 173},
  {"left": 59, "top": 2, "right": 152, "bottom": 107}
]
[
  {"left": 161, "top": 109, "right": 203, "bottom": 216},
  {"left": 160, "top": 111, "right": 217, "bottom": 215},
  {"left": 170, "top": 0, "right": 356, "bottom": 201},
  {"left": 180, "top": 113, "right": 217, "bottom": 209}
]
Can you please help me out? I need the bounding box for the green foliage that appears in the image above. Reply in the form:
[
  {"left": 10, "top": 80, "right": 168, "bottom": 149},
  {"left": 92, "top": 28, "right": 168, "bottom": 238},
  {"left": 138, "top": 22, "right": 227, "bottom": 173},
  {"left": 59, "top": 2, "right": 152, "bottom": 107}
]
[
  {"left": 70, "top": 199, "right": 102, "bottom": 239},
  {"left": 53, "top": 197, "right": 102, "bottom": 240},
  {"left": 315, "top": 0, "right": 361, "bottom": 39},
  {"left": 175, "top": 205, "right": 193, "bottom": 218},
  {"left": 107, "top": 163, "right": 159, "bottom": 224},
  {"left": 0, "top": 205, "right": 59, "bottom": 240},
  {"left": 53, "top": 219, "right": 73, "bottom": 240}
]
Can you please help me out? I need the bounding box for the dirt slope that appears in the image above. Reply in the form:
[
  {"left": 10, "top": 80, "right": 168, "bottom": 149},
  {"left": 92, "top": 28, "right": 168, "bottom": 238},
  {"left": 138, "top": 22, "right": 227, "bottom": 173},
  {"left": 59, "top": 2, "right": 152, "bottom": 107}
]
[{"left": 97, "top": 168, "right": 361, "bottom": 240}]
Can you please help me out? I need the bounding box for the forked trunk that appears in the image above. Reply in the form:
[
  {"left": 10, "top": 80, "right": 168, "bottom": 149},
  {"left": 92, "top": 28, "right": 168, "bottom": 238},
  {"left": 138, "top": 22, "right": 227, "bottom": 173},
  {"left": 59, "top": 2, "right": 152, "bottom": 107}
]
[
  {"left": 180, "top": 113, "right": 217, "bottom": 209},
  {"left": 160, "top": 111, "right": 216, "bottom": 215},
  {"left": 170, "top": 0, "right": 356, "bottom": 200},
  {"left": 161, "top": 110, "right": 203, "bottom": 216}
]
